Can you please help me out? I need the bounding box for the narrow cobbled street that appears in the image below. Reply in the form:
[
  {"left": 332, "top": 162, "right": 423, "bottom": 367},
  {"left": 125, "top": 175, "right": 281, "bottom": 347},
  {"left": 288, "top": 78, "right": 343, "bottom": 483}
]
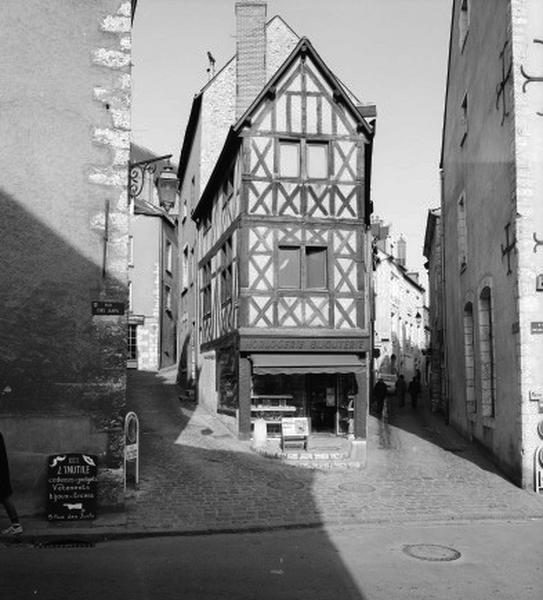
[{"left": 125, "top": 370, "right": 543, "bottom": 534}]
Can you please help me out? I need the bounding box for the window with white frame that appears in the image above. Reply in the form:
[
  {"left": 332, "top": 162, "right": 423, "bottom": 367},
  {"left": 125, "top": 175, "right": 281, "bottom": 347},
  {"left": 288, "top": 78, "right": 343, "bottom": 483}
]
[
  {"left": 278, "top": 245, "right": 328, "bottom": 289},
  {"left": 165, "top": 240, "right": 173, "bottom": 273},
  {"left": 182, "top": 245, "right": 189, "bottom": 291},
  {"left": 278, "top": 139, "right": 330, "bottom": 179},
  {"left": 165, "top": 285, "right": 172, "bottom": 312},
  {"left": 306, "top": 142, "right": 329, "bottom": 179},
  {"left": 279, "top": 140, "right": 300, "bottom": 177}
]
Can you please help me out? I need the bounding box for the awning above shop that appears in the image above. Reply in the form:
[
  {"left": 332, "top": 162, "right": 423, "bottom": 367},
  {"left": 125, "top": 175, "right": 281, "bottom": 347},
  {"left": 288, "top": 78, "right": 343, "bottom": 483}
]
[{"left": 251, "top": 354, "right": 363, "bottom": 375}]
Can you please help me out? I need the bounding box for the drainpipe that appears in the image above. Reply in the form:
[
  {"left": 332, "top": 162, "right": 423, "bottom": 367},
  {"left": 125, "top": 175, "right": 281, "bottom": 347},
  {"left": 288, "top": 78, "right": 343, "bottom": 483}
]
[{"left": 439, "top": 167, "right": 449, "bottom": 424}]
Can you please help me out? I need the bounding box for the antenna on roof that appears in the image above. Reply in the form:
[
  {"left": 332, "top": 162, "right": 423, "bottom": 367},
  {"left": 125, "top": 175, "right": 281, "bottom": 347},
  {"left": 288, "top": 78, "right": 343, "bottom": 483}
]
[{"left": 206, "top": 51, "right": 216, "bottom": 80}]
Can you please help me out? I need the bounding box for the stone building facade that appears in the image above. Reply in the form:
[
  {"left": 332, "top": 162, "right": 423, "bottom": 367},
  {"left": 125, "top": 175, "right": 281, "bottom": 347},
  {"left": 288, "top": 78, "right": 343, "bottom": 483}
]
[
  {"left": 423, "top": 208, "right": 445, "bottom": 414},
  {"left": 440, "top": 0, "right": 543, "bottom": 489},
  {"left": 128, "top": 145, "right": 178, "bottom": 372},
  {"left": 372, "top": 220, "right": 427, "bottom": 387},
  {"left": 0, "top": 1, "right": 131, "bottom": 513}
]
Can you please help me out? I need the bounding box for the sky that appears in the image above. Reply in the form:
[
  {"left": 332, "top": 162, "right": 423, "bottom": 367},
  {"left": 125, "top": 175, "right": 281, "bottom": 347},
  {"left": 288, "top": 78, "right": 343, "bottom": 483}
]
[{"left": 132, "top": 0, "right": 452, "bottom": 278}]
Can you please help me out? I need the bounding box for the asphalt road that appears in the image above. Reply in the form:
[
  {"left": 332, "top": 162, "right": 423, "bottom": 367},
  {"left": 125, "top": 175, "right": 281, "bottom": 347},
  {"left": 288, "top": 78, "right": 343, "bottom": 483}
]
[{"left": 1, "top": 519, "right": 542, "bottom": 599}]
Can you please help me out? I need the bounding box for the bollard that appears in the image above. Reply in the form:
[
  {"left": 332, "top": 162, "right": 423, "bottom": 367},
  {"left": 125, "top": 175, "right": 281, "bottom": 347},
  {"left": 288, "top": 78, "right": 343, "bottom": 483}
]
[{"left": 252, "top": 417, "right": 268, "bottom": 449}]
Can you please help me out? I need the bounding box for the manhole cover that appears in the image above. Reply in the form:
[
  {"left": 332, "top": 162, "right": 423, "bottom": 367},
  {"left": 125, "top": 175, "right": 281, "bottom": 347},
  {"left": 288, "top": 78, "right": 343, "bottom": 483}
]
[
  {"left": 339, "top": 482, "right": 376, "bottom": 493},
  {"left": 267, "top": 479, "right": 305, "bottom": 490},
  {"left": 200, "top": 428, "right": 214, "bottom": 435},
  {"left": 403, "top": 544, "right": 461, "bottom": 562}
]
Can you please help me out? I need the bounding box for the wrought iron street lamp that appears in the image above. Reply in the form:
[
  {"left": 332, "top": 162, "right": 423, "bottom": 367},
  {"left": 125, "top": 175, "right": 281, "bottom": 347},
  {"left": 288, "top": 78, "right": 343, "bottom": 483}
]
[
  {"left": 128, "top": 154, "right": 179, "bottom": 212},
  {"left": 155, "top": 161, "right": 178, "bottom": 212}
]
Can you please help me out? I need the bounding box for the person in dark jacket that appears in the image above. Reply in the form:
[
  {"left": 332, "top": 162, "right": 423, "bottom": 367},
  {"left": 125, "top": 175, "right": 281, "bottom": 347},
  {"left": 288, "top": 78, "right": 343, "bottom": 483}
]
[
  {"left": 408, "top": 375, "right": 421, "bottom": 409},
  {"left": 0, "top": 432, "right": 23, "bottom": 535},
  {"left": 373, "top": 378, "right": 388, "bottom": 417},
  {"left": 396, "top": 374, "right": 407, "bottom": 407}
]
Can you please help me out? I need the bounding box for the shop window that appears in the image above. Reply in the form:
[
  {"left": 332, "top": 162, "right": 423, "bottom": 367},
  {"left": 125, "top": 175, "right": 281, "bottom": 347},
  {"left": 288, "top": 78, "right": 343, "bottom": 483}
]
[
  {"left": 278, "top": 246, "right": 301, "bottom": 288},
  {"left": 279, "top": 140, "right": 300, "bottom": 177},
  {"left": 305, "top": 246, "right": 327, "bottom": 288},
  {"left": 306, "top": 142, "right": 329, "bottom": 179}
]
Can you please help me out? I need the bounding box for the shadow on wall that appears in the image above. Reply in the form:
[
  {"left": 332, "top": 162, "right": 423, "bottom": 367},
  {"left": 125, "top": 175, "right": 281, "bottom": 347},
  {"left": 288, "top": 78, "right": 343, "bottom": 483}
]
[{"left": 0, "top": 188, "right": 127, "bottom": 513}]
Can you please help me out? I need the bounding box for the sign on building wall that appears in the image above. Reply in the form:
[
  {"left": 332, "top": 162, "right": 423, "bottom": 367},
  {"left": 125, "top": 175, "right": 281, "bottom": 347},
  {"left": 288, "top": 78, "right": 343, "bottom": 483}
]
[
  {"left": 91, "top": 301, "right": 125, "bottom": 315},
  {"left": 47, "top": 454, "right": 97, "bottom": 520}
]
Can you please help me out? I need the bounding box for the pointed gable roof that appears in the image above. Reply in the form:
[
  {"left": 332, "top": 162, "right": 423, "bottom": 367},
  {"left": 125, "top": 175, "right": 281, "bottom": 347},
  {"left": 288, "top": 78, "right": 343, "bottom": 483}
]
[
  {"left": 233, "top": 37, "right": 375, "bottom": 138},
  {"left": 192, "top": 36, "right": 376, "bottom": 222}
]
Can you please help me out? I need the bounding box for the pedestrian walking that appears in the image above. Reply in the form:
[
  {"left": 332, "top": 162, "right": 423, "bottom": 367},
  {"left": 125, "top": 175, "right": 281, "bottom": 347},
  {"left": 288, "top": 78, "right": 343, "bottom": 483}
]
[
  {"left": 396, "top": 374, "right": 406, "bottom": 407},
  {"left": 408, "top": 375, "right": 421, "bottom": 409},
  {"left": 372, "top": 378, "right": 388, "bottom": 418},
  {"left": 0, "top": 431, "right": 23, "bottom": 535}
]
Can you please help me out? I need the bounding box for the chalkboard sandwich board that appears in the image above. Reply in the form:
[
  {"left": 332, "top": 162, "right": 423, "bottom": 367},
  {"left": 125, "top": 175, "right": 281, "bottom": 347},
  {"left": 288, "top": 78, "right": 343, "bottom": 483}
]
[{"left": 47, "top": 453, "right": 98, "bottom": 521}]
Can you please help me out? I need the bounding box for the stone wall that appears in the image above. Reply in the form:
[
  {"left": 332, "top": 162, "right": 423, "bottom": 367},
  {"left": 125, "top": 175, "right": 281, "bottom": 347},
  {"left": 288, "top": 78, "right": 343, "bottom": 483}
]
[
  {"left": 0, "top": 0, "right": 131, "bottom": 513},
  {"left": 511, "top": 0, "right": 543, "bottom": 488},
  {"left": 441, "top": 0, "right": 543, "bottom": 487}
]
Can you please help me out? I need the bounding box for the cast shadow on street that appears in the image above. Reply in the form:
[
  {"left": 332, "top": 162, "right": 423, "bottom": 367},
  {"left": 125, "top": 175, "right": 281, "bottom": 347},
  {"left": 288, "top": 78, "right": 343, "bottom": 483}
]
[
  {"left": 126, "top": 370, "right": 368, "bottom": 599},
  {"left": 372, "top": 392, "right": 507, "bottom": 480}
]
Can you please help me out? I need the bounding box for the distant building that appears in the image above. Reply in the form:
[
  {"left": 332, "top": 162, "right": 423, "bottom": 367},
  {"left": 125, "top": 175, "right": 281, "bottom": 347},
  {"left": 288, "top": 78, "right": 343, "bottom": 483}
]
[
  {"left": 371, "top": 218, "right": 427, "bottom": 386},
  {"left": 439, "top": 0, "right": 543, "bottom": 488},
  {"left": 128, "top": 145, "right": 178, "bottom": 371},
  {"left": 176, "top": 1, "right": 376, "bottom": 453},
  {"left": 0, "top": 1, "right": 131, "bottom": 512},
  {"left": 423, "top": 208, "right": 445, "bottom": 414}
]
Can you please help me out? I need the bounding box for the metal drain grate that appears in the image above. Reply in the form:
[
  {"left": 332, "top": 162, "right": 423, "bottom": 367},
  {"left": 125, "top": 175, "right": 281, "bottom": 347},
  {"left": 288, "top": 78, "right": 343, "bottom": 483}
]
[{"left": 36, "top": 539, "right": 95, "bottom": 549}]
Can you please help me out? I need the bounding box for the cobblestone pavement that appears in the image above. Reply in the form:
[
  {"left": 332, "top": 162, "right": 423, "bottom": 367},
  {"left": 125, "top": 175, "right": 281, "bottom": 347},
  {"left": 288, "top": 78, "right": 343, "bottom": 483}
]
[{"left": 122, "top": 369, "right": 543, "bottom": 534}]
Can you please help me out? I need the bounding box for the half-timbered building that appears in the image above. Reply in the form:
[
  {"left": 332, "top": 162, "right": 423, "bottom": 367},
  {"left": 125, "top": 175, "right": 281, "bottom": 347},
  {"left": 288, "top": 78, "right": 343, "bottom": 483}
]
[{"left": 177, "top": 2, "right": 376, "bottom": 457}]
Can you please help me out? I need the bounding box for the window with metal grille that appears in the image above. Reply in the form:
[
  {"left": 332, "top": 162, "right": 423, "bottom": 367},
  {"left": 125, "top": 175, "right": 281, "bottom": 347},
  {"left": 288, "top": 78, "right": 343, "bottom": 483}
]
[{"left": 128, "top": 324, "right": 137, "bottom": 360}]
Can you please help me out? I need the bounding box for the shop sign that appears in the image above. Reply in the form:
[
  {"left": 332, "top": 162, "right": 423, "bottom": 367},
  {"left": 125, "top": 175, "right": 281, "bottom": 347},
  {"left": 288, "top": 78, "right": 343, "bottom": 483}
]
[
  {"left": 531, "top": 322, "right": 543, "bottom": 334},
  {"left": 47, "top": 454, "right": 97, "bottom": 521}
]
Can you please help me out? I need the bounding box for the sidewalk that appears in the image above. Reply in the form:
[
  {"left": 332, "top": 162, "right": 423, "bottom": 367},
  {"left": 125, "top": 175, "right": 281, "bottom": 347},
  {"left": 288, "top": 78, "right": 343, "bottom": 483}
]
[{"left": 4, "top": 370, "right": 543, "bottom": 544}]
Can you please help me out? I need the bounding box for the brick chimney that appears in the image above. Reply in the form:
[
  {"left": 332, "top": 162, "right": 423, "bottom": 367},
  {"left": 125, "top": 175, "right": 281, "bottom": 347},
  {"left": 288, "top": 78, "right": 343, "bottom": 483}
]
[{"left": 235, "top": 1, "right": 267, "bottom": 119}]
